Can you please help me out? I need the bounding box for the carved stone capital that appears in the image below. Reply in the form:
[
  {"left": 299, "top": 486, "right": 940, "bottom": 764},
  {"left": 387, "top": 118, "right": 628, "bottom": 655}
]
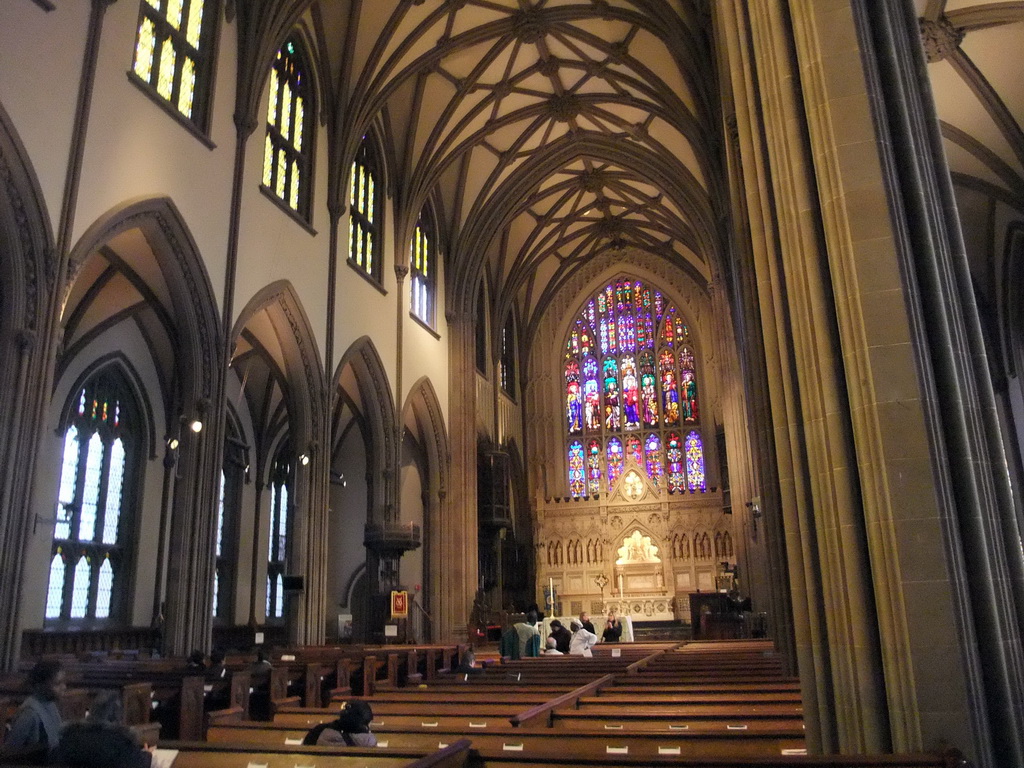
[{"left": 919, "top": 17, "right": 964, "bottom": 63}]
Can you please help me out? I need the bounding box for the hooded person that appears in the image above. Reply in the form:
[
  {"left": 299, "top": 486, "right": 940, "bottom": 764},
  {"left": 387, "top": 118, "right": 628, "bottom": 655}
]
[
  {"left": 568, "top": 620, "right": 598, "bottom": 657},
  {"left": 302, "top": 699, "right": 377, "bottom": 747},
  {"left": 3, "top": 659, "right": 65, "bottom": 764}
]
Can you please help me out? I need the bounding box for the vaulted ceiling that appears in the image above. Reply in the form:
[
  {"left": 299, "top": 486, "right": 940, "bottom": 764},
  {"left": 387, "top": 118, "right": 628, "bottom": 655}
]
[
  {"left": 291, "top": 0, "right": 722, "bottom": 328},
  {"left": 917, "top": 0, "right": 1024, "bottom": 321}
]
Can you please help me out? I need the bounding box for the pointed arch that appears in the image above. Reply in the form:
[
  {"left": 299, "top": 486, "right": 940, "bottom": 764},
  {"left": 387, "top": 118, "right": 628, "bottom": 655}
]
[
  {"left": 0, "top": 102, "right": 59, "bottom": 664},
  {"left": 67, "top": 196, "right": 221, "bottom": 406},
  {"left": 333, "top": 336, "right": 396, "bottom": 524},
  {"left": 232, "top": 280, "right": 328, "bottom": 644}
]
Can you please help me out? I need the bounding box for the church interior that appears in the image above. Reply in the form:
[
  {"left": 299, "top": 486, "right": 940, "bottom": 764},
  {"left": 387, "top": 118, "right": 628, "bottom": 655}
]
[{"left": 2, "top": 1, "right": 1024, "bottom": 766}]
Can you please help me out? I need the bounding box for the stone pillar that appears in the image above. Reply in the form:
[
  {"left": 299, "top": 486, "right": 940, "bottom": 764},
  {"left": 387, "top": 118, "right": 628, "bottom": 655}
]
[{"left": 441, "top": 312, "right": 478, "bottom": 642}]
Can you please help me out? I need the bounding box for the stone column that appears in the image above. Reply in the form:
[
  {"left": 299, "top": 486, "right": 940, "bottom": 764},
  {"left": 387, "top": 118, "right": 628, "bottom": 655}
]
[{"left": 441, "top": 312, "right": 478, "bottom": 642}]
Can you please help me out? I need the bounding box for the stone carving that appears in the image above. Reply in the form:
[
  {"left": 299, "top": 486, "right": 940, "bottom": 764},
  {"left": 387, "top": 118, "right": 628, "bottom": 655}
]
[
  {"left": 616, "top": 529, "right": 660, "bottom": 564},
  {"left": 920, "top": 17, "right": 963, "bottom": 63}
]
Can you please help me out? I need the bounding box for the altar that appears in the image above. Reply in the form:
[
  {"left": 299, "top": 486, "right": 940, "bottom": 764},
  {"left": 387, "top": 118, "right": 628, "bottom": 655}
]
[{"left": 606, "top": 530, "right": 676, "bottom": 622}]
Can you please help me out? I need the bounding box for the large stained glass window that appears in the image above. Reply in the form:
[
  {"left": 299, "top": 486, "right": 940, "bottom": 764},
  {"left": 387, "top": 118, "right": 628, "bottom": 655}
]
[
  {"left": 350, "top": 137, "right": 382, "bottom": 281},
  {"left": 266, "top": 448, "right": 292, "bottom": 621},
  {"left": 262, "top": 39, "right": 313, "bottom": 219},
  {"left": 564, "top": 277, "right": 705, "bottom": 496},
  {"left": 131, "top": 0, "right": 213, "bottom": 128},
  {"left": 45, "top": 368, "right": 140, "bottom": 623}
]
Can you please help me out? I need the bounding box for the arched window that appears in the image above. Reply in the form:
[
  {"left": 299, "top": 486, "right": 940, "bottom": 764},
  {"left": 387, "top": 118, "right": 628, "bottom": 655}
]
[
  {"left": 46, "top": 369, "right": 141, "bottom": 623},
  {"left": 410, "top": 206, "right": 436, "bottom": 327},
  {"left": 213, "top": 433, "right": 245, "bottom": 620},
  {"left": 475, "top": 286, "right": 488, "bottom": 374},
  {"left": 500, "top": 316, "right": 516, "bottom": 397},
  {"left": 131, "top": 0, "right": 216, "bottom": 129},
  {"left": 266, "top": 448, "right": 292, "bottom": 621},
  {"left": 262, "top": 38, "right": 314, "bottom": 219},
  {"left": 563, "top": 277, "right": 704, "bottom": 497},
  {"left": 349, "top": 137, "right": 382, "bottom": 281}
]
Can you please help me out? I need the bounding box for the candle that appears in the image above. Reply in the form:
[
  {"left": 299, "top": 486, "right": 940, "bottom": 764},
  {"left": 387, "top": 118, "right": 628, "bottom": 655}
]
[
  {"left": 549, "top": 578, "right": 554, "bottom": 611},
  {"left": 618, "top": 574, "right": 624, "bottom": 598}
]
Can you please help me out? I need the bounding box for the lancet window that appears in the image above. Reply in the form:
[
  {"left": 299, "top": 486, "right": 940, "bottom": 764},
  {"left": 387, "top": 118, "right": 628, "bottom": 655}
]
[{"left": 46, "top": 369, "right": 141, "bottom": 623}]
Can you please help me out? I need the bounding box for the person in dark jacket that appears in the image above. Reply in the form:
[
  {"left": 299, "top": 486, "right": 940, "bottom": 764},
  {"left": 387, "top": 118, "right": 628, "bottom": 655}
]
[
  {"left": 51, "top": 690, "right": 153, "bottom": 768},
  {"left": 303, "top": 699, "right": 376, "bottom": 746},
  {"left": 2, "top": 659, "right": 65, "bottom": 764},
  {"left": 548, "top": 620, "right": 572, "bottom": 654},
  {"left": 602, "top": 612, "right": 623, "bottom": 642}
]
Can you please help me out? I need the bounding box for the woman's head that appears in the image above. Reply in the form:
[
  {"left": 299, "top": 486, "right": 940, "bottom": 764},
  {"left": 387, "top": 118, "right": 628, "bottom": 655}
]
[{"left": 28, "top": 659, "right": 65, "bottom": 700}]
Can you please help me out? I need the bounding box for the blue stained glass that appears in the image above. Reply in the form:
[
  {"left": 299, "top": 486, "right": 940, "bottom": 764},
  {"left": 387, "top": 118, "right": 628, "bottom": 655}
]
[
  {"left": 45, "top": 553, "right": 65, "bottom": 619},
  {"left": 568, "top": 441, "right": 585, "bottom": 497},
  {"left": 278, "top": 483, "right": 289, "bottom": 561},
  {"left": 71, "top": 556, "right": 91, "bottom": 618},
  {"left": 266, "top": 575, "right": 273, "bottom": 617},
  {"left": 645, "top": 434, "right": 663, "bottom": 487},
  {"left": 625, "top": 435, "right": 643, "bottom": 468},
  {"left": 102, "top": 438, "right": 125, "bottom": 544},
  {"left": 275, "top": 573, "right": 284, "bottom": 616},
  {"left": 565, "top": 361, "right": 582, "bottom": 433},
  {"left": 606, "top": 438, "right": 624, "bottom": 487},
  {"left": 56, "top": 426, "right": 80, "bottom": 539},
  {"left": 216, "top": 471, "right": 226, "bottom": 557},
  {"left": 80, "top": 433, "right": 104, "bottom": 540},
  {"left": 599, "top": 319, "right": 609, "bottom": 354},
  {"left": 212, "top": 570, "right": 219, "bottom": 616},
  {"left": 620, "top": 315, "right": 636, "bottom": 352},
  {"left": 95, "top": 557, "right": 114, "bottom": 618},
  {"left": 586, "top": 300, "right": 596, "bottom": 328}
]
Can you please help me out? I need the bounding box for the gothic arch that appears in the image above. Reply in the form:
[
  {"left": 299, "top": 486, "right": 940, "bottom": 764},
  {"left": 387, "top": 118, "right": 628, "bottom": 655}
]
[
  {"left": 401, "top": 376, "right": 448, "bottom": 640},
  {"left": 232, "top": 280, "right": 328, "bottom": 644},
  {"left": 0, "top": 102, "right": 57, "bottom": 668},
  {"left": 333, "top": 335, "right": 396, "bottom": 524}
]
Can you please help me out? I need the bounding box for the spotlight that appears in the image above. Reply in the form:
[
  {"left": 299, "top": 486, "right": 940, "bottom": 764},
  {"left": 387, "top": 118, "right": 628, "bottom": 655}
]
[
  {"left": 189, "top": 419, "right": 203, "bottom": 433},
  {"left": 167, "top": 437, "right": 180, "bottom": 450},
  {"left": 299, "top": 453, "right": 310, "bottom": 466}
]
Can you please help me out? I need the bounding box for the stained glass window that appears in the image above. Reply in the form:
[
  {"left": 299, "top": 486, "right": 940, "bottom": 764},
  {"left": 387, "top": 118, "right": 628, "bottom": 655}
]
[
  {"left": 411, "top": 207, "right": 437, "bottom": 326},
  {"left": 214, "top": 434, "right": 244, "bottom": 620},
  {"left": 500, "top": 317, "right": 516, "bottom": 397},
  {"left": 266, "top": 449, "right": 292, "bottom": 621},
  {"left": 686, "top": 431, "right": 706, "bottom": 491},
  {"left": 350, "top": 137, "right": 382, "bottom": 280},
  {"left": 131, "top": 0, "right": 212, "bottom": 128},
  {"left": 586, "top": 440, "right": 602, "bottom": 496},
  {"left": 666, "top": 432, "right": 684, "bottom": 493},
  {"left": 46, "top": 369, "right": 138, "bottom": 623},
  {"left": 568, "top": 441, "right": 585, "bottom": 498},
  {"left": 263, "top": 39, "right": 313, "bottom": 219},
  {"left": 606, "top": 438, "right": 624, "bottom": 487},
  {"left": 563, "top": 277, "right": 705, "bottom": 494},
  {"left": 645, "top": 434, "right": 663, "bottom": 487}
]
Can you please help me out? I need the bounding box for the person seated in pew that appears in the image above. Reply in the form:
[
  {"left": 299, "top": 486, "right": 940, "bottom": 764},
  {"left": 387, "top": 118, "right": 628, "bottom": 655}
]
[
  {"left": 206, "top": 649, "right": 227, "bottom": 679},
  {"left": 302, "top": 699, "right": 377, "bottom": 747},
  {"left": 184, "top": 650, "right": 206, "bottom": 672},
  {"left": 602, "top": 612, "right": 623, "bottom": 642},
  {"left": 548, "top": 620, "right": 572, "bottom": 654},
  {"left": 2, "top": 659, "right": 65, "bottom": 764},
  {"left": 51, "top": 691, "right": 154, "bottom": 768},
  {"left": 568, "top": 620, "right": 598, "bottom": 657},
  {"left": 543, "top": 637, "right": 563, "bottom": 655},
  {"left": 456, "top": 648, "right": 484, "bottom": 676}
]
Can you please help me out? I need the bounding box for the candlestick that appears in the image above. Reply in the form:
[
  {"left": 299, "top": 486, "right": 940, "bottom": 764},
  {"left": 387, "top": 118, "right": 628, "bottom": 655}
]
[
  {"left": 618, "top": 573, "right": 624, "bottom": 599},
  {"left": 549, "top": 578, "right": 554, "bottom": 612}
]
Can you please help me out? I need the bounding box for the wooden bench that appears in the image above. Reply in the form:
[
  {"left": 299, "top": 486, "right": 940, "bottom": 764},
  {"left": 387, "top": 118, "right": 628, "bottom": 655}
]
[{"left": 153, "top": 739, "right": 470, "bottom": 768}]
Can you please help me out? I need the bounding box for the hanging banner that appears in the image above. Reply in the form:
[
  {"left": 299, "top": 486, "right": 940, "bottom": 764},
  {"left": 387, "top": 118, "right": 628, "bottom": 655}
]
[{"left": 390, "top": 590, "right": 409, "bottom": 619}]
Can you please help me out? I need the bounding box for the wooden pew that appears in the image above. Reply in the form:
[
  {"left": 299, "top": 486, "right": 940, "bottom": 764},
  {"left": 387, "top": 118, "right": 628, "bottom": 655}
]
[
  {"left": 208, "top": 720, "right": 805, "bottom": 758},
  {"left": 153, "top": 738, "right": 471, "bottom": 768}
]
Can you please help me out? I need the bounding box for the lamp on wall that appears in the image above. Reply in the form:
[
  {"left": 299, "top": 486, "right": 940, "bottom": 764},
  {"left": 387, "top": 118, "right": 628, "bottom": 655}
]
[{"left": 747, "top": 496, "right": 762, "bottom": 542}]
